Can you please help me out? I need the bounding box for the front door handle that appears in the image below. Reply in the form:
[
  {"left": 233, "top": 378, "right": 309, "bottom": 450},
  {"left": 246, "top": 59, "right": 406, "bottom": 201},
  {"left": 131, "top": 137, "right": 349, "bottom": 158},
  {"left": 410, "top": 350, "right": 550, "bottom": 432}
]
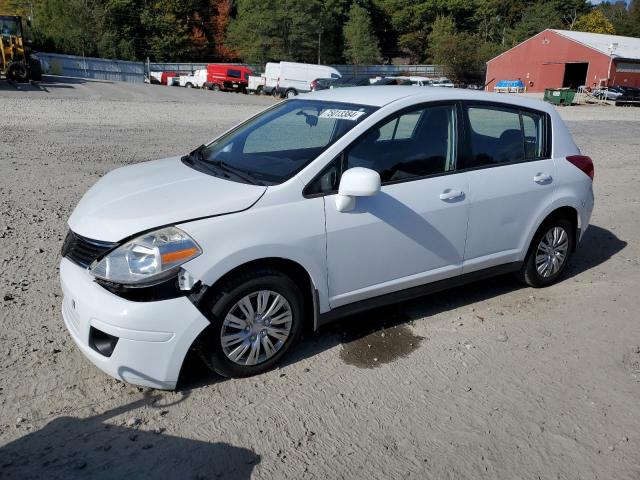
[
  {"left": 439, "top": 189, "right": 465, "bottom": 201},
  {"left": 534, "top": 173, "right": 553, "bottom": 184}
]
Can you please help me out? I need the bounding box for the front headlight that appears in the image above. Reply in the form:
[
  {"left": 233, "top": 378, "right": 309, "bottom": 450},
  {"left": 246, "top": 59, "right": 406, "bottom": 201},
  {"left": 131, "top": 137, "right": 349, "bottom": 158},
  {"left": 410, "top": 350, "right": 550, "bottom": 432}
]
[{"left": 89, "top": 226, "right": 202, "bottom": 286}]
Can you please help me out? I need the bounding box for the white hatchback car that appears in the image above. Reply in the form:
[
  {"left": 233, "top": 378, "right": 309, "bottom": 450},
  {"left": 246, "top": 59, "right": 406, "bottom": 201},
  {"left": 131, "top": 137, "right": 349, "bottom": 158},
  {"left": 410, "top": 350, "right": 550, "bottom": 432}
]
[{"left": 60, "top": 87, "right": 594, "bottom": 389}]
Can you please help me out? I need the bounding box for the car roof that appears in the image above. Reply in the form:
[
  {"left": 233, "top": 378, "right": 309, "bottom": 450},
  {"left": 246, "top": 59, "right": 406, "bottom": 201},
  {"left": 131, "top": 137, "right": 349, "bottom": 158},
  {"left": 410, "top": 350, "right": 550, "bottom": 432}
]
[{"left": 300, "top": 86, "right": 555, "bottom": 113}]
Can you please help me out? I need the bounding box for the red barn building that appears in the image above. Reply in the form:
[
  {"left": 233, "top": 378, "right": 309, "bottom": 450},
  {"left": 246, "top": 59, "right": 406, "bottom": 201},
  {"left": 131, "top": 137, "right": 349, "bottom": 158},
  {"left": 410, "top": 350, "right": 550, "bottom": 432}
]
[{"left": 486, "top": 29, "right": 640, "bottom": 93}]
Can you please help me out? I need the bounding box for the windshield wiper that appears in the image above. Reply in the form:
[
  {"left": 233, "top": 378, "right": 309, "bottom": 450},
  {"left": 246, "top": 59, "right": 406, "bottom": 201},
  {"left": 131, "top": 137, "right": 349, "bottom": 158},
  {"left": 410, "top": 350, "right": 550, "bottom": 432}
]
[
  {"left": 209, "top": 159, "right": 264, "bottom": 186},
  {"left": 183, "top": 144, "right": 264, "bottom": 186}
]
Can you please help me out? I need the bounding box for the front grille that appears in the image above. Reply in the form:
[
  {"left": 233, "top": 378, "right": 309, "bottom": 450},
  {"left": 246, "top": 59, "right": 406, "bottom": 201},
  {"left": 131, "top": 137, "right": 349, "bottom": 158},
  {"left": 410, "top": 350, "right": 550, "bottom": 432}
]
[{"left": 61, "top": 230, "right": 117, "bottom": 268}]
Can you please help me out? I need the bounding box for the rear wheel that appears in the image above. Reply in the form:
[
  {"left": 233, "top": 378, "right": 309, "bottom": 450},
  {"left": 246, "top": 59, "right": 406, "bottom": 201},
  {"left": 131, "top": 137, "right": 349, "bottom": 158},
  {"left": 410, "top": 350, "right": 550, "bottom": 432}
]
[
  {"left": 197, "top": 269, "right": 304, "bottom": 378},
  {"left": 210, "top": 83, "right": 220, "bottom": 91},
  {"left": 519, "top": 218, "right": 574, "bottom": 287},
  {"left": 285, "top": 89, "right": 297, "bottom": 98}
]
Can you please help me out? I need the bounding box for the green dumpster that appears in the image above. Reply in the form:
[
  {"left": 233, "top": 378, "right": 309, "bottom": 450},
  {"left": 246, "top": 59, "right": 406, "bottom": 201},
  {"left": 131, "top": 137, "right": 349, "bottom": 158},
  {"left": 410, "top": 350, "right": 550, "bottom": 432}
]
[{"left": 544, "top": 88, "right": 576, "bottom": 106}]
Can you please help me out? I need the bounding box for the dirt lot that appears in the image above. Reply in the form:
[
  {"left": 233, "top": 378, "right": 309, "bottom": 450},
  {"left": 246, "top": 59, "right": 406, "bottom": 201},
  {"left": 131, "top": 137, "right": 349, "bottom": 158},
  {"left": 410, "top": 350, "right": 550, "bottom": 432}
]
[{"left": 1, "top": 76, "right": 639, "bottom": 480}]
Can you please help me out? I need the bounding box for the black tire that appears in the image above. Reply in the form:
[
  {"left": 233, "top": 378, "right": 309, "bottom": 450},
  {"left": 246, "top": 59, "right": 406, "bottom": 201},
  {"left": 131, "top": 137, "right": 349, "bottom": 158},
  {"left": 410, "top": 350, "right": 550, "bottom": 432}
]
[
  {"left": 8, "top": 63, "right": 28, "bottom": 82},
  {"left": 285, "top": 89, "right": 297, "bottom": 98},
  {"left": 28, "top": 58, "right": 42, "bottom": 82},
  {"left": 256, "top": 86, "right": 263, "bottom": 95},
  {"left": 186, "top": 82, "right": 193, "bottom": 88},
  {"left": 211, "top": 84, "right": 220, "bottom": 91},
  {"left": 196, "top": 269, "right": 304, "bottom": 378},
  {"left": 518, "top": 218, "right": 574, "bottom": 288}
]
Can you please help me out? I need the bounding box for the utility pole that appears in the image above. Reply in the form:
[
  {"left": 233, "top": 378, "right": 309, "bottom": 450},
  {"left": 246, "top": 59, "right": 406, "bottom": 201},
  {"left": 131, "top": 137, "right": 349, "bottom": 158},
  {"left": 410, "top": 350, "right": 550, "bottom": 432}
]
[{"left": 317, "top": 29, "right": 322, "bottom": 65}]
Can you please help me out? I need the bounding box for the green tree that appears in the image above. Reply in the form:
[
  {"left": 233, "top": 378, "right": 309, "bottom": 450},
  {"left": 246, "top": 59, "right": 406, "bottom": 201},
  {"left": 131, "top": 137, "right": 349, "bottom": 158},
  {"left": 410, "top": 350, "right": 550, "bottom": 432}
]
[
  {"left": 31, "top": 0, "right": 101, "bottom": 56},
  {"left": 427, "top": 15, "right": 500, "bottom": 83},
  {"left": 97, "top": 0, "right": 146, "bottom": 60},
  {"left": 343, "top": 3, "right": 381, "bottom": 65},
  {"left": 140, "top": 0, "right": 208, "bottom": 62},
  {"left": 226, "top": 0, "right": 322, "bottom": 65},
  {"left": 574, "top": 8, "right": 615, "bottom": 34},
  {"left": 506, "top": 2, "right": 562, "bottom": 46}
]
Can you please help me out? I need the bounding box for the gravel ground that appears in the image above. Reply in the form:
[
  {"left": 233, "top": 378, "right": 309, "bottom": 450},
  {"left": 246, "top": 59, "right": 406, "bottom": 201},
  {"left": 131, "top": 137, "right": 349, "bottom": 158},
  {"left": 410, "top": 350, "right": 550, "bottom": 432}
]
[{"left": 1, "top": 76, "right": 639, "bottom": 479}]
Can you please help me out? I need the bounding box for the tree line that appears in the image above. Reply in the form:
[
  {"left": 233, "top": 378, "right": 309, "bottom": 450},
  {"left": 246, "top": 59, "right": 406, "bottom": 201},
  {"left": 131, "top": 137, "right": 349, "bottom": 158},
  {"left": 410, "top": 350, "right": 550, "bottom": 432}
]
[{"left": 2, "top": 0, "right": 639, "bottom": 82}]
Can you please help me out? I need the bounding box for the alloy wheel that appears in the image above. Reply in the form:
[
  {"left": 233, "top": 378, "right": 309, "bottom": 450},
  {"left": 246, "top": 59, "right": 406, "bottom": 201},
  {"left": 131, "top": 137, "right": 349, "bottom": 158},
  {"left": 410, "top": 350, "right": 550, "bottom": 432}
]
[
  {"left": 220, "top": 290, "right": 293, "bottom": 366},
  {"left": 535, "top": 226, "right": 569, "bottom": 278}
]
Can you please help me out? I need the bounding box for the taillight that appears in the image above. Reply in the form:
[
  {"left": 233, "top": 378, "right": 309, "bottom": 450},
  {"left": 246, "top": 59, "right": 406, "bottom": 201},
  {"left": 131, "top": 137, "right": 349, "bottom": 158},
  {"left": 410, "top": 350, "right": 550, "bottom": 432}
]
[
  {"left": 310, "top": 80, "right": 317, "bottom": 89},
  {"left": 566, "top": 155, "right": 594, "bottom": 180}
]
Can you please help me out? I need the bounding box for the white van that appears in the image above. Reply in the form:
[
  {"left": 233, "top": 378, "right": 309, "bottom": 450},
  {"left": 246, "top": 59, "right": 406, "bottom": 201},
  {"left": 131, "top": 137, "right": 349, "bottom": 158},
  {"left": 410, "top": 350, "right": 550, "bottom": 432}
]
[{"left": 276, "top": 62, "right": 341, "bottom": 98}]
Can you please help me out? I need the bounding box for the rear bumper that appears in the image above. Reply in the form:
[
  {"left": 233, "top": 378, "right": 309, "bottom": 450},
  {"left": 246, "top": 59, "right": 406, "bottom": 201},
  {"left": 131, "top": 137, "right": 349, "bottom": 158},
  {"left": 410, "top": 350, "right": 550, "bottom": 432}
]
[{"left": 60, "top": 258, "right": 209, "bottom": 389}]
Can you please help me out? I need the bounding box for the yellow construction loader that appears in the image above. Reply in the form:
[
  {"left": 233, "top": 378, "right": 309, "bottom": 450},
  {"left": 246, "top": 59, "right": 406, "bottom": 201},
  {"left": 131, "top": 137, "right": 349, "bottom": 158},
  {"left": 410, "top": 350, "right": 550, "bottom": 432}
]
[{"left": 0, "top": 15, "right": 41, "bottom": 81}]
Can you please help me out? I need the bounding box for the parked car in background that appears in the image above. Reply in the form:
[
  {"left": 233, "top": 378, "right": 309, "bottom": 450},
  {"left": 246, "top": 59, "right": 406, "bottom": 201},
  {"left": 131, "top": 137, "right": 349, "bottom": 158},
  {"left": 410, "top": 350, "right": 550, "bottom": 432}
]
[
  {"left": 615, "top": 87, "right": 640, "bottom": 107},
  {"left": 204, "top": 64, "right": 253, "bottom": 92},
  {"left": 593, "top": 86, "right": 624, "bottom": 101},
  {"left": 276, "top": 62, "right": 341, "bottom": 98},
  {"left": 372, "top": 77, "right": 412, "bottom": 86},
  {"left": 60, "top": 86, "right": 594, "bottom": 389},
  {"left": 431, "top": 77, "right": 455, "bottom": 88},
  {"left": 407, "top": 76, "right": 434, "bottom": 87},
  {"left": 310, "top": 78, "right": 334, "bottom": 91},
  {"left": 311, "top": 76, "right": 371, "bottom": 91}
]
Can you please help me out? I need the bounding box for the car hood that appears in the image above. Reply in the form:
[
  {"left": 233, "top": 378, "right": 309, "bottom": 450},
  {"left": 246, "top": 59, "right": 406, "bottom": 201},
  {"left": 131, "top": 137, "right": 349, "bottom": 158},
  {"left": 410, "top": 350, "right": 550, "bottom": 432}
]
[{"left": 68, "top": 157, "right": 266, "bottom": 242}]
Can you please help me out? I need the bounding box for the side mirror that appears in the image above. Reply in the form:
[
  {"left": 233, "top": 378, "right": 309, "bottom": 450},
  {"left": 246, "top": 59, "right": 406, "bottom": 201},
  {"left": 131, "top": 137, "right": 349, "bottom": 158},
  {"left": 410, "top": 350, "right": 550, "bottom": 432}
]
[{"left": 335, "top": 167, "right": 381, "bottom": 212}]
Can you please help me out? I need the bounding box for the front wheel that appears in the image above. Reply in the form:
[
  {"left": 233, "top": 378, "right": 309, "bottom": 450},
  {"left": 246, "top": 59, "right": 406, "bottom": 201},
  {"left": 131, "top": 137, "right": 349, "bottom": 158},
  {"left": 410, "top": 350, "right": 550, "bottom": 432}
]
[
  {"left": 285, "top": 89, "right": 297, "bottom": 98},
  {"left": 518, "top": 218, "right": 574, "bottom": 287},
  {"left": 197, "top": 269, "right": 304, "bottom": 378}
]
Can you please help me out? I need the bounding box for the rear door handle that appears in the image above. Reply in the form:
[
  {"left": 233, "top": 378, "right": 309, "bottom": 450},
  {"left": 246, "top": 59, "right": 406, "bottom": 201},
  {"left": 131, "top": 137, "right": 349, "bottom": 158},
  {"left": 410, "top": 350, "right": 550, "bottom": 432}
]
[
  {"left": 534, "top": 173, "right": 553, "bottom": 184},
  {"left": 439, "top": 189, "right": 465, "bottom": 201}
]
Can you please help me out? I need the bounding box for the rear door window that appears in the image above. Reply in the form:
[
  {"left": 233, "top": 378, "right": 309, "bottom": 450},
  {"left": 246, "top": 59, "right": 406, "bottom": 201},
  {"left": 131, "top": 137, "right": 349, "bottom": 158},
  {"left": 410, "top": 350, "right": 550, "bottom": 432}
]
[{"left": 464, "top": 105, "right": 549, "bottom": 168}]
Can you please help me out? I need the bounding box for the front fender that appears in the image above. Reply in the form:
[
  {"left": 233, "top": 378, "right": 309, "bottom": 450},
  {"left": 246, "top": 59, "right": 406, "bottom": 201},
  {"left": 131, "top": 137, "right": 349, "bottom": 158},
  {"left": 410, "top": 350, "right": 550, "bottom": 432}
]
[{"left": 177, "top": 197, "right": 329, "bottom": 314}]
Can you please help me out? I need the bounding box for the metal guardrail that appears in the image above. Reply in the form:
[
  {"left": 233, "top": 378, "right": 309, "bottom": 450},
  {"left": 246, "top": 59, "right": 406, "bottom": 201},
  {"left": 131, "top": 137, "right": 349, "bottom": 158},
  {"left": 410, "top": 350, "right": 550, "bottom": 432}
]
[{"left": 37, "top": 53, "right": 145, "bottom": 83}]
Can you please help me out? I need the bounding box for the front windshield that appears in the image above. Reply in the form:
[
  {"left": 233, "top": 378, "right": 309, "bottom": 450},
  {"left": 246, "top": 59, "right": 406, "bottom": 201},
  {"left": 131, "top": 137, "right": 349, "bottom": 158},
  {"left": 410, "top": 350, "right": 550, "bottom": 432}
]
[
  {"left": 187, "top": 99, "right": 377, "bottom": 185},
  {"left": 0, "top": 17, "right": 21, "bottom": 37}
]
